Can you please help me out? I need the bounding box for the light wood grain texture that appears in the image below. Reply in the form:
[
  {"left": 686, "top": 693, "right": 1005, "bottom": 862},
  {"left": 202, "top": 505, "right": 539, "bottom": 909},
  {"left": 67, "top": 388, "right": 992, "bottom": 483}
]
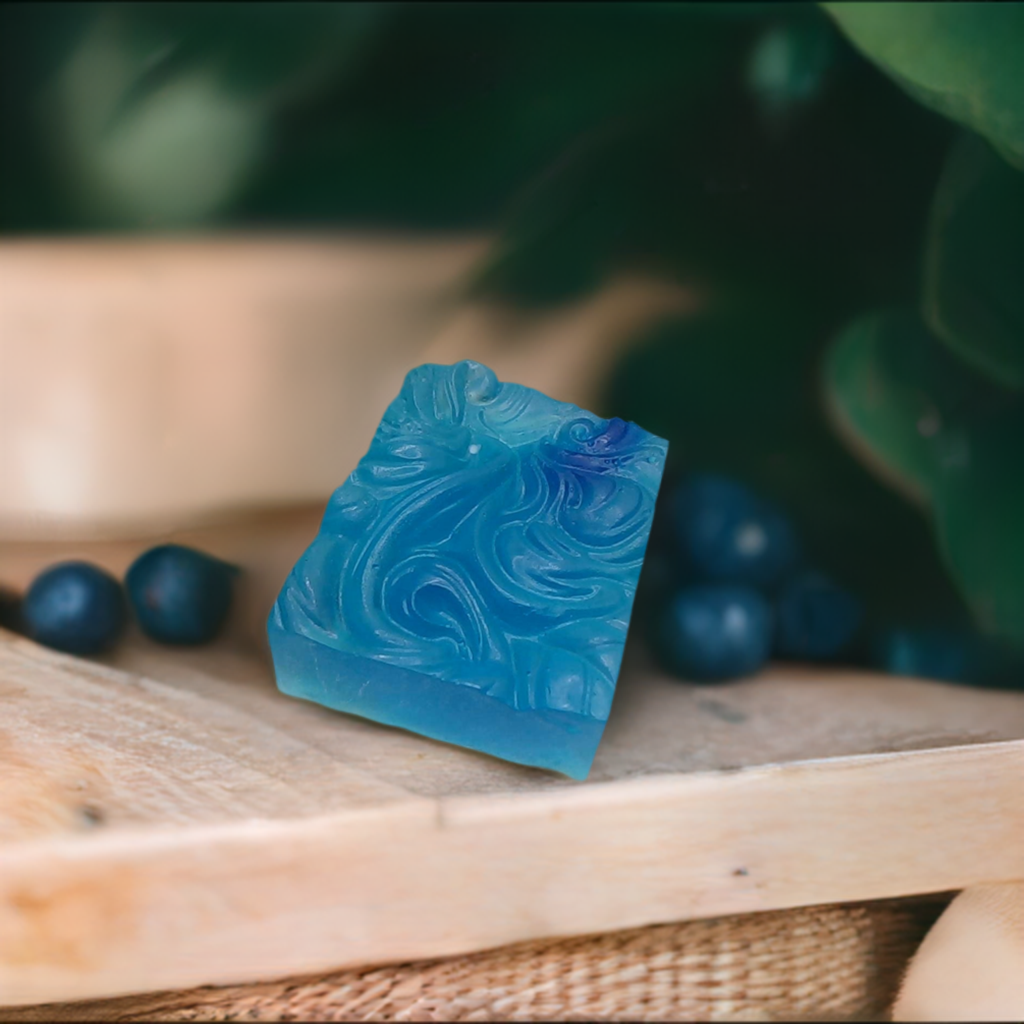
[
  {"left": 2, "top": 628, "right": 1023, "bottom": 1006},
  {"left": 1, "top": 516, "right": 1023, "bottom": 1006}
]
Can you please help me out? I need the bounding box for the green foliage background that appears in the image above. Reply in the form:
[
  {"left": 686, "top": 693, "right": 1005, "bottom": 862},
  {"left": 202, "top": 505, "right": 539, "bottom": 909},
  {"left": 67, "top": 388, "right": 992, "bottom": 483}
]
[{"left": 2, "top": 2, "right": 1022, "bottom": 655}]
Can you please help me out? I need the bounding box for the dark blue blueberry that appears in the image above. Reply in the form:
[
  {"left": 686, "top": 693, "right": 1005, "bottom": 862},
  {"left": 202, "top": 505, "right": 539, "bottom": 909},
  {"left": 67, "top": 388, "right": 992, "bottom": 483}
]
[
  {"left": 671, "top": 474, "right": 800, "bottom": 589},
  {"left": 774, "top": 571, "right": 863, "bottom": 660},
  {"left": 657, "top": 584, "right": 774, "bottom": 683},
  {"left": 22, "top": 562, "right": 126, "bottom": 655},
  {"left": 872, "top": 627, "right": 983, "bottom": 684},
  {"left": 872, "top": 627, "right": 1024, "bottom": 689},
  {"left": 126, "top": 545, "right": 239, "bottom": 645}
]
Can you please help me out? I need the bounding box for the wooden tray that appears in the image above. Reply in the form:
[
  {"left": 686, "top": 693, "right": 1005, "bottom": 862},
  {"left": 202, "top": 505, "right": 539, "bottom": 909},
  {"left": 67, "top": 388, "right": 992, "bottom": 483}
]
[{"left": 2, "top": 509, "right": 1023, "bottom": 1008}]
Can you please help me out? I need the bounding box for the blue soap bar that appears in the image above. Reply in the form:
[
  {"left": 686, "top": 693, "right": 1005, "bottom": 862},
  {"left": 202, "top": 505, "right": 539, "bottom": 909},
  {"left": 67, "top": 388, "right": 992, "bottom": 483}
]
[{"left": 268, "top": 360, "right": 667, "bottom": 778}]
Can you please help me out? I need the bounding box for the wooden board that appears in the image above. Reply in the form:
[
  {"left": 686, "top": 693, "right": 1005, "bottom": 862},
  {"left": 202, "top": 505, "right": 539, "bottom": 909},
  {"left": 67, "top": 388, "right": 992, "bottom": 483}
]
[{"left": 2, "top": 511, "right": 1024, "bottom": 1007}]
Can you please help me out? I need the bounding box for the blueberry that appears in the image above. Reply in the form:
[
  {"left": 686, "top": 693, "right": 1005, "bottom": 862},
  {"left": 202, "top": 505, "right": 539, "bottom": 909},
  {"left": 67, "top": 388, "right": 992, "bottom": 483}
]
[
  {"left": 126, "top": 545, "right": 238, "bottom": 645},
  {"left": 671, "top": 474, "right": 800, "bottom": 589},
  {"left": 657, "top": 584, "right": 774, "bottom": 683},
  {"left": 775, "top": 571, "right": 863, "bottom": 660},
  {"left": 873, "top": 627, "right": 982, "bottom": 684},
  {"left": 22, "top": 562, "right": 126, "bottom": 655},
  {"left": 871, "top": 626, "right": 1024, "bottom": 689}
]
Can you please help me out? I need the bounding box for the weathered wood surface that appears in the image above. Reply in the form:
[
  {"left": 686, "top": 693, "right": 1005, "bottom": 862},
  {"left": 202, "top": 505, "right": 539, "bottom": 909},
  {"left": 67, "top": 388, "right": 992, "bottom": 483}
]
[{"left": 1, "top": 513, "right": 1023, "bottom": 1006}]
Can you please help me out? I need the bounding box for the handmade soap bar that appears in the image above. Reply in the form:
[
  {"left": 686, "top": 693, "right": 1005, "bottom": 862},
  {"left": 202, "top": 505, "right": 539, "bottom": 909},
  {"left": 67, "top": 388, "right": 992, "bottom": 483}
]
[{"left": 268, "top": 360, "right": 667, "bottom": 778}]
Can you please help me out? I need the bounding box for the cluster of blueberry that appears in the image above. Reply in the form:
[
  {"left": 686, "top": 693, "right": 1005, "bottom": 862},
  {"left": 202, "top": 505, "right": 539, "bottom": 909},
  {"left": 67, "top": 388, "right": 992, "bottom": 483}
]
[
  {"left": 646, "top": 474, "right": 863, "bottom": 683},
  {"left": 1, "top": 545, "right": 238, "bottom": 655},
  {"left": 5, "top": 476, "right": 1020, "bottom": 692}
]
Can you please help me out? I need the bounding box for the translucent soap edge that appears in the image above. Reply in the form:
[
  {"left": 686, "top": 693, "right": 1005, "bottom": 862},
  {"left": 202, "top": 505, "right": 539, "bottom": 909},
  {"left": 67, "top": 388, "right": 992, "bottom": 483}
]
[{"left": 267, "top": 621, "right": 605, "bottom": 780}]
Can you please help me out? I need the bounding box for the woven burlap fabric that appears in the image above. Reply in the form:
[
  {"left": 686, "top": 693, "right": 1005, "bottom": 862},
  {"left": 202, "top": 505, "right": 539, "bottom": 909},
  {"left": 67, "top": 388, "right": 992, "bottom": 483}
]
[{"left": 5, "top": 897, "right": 949, "bottom": 1023}]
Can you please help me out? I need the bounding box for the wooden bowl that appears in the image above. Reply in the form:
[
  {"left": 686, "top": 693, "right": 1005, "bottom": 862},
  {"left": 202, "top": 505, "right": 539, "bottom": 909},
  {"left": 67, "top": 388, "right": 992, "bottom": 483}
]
[
  {"left": 0, "top": 237, "right": 688, "bottom": 543},
  {"left": 0, "top": 236, "right": 490, "bottom": 540}
]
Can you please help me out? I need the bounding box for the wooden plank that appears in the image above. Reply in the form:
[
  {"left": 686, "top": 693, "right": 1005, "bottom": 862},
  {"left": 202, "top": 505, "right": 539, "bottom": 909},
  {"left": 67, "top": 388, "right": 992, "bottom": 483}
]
[
  {"left": 2, "top": 513, "right": 1023, "bottom": 1005},
  {"left": 4, "top": 240, "right": 1018, "bottom": 1010},
  {"left": 5, "top": 506, "right": 1024, "bottom": 793},
  {"left": 1, "top": 627, "right": 1023, "bottom": 1005}
]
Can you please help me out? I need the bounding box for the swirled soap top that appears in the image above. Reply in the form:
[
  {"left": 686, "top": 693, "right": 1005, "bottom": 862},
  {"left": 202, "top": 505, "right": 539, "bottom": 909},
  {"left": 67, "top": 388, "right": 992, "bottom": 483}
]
[{"left": 269, "top": 360, "right": 668, "bottom": 777}]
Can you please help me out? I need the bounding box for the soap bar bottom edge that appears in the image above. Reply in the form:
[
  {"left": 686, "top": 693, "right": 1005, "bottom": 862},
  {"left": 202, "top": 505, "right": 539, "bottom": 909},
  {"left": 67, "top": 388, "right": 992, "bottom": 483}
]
[{"left": 267, "top": 622, "right": 605, "bottom": 779}]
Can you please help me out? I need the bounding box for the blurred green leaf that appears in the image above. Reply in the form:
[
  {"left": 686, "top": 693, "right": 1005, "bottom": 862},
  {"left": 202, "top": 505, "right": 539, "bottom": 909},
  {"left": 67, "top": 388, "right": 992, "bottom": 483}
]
[
  {"left": 746, "top": 16, "right": 842, "bottom": 127},
  {"left": 72, "top": 3, "right": 389, "bottom": 110},
  {"left": 242, "top": 5, "right": 749, "bottom": 233},
  {"left": 673, "top": 3, "right": 818, "bottom": 22},
  {"left": 40, "top": 7, "right": 267, "bottom": 228},
  {"left": 932, "top": 408, "right": 1024, "bottom": 647},
  {"left": 823, "top": 306, "right": 1024, "bottom": 647},
  {"left": 822, "top": 307, "right": 1007, "bottom": 505},
  {"left": 0, "top": 3, "right": 98, "bottom": 231},
  {"left": 607, "top": 295, "right": 971, "bottom": 629},
  {"left": 923, "top": 132, "right": 1024, "bottom": 390},
  {"left": 26, "top": 3, "right": 388, "bottom": 228},
  {"left": 1, "top": 1, "right": 951, "bottom": 243},
  {"left": 824, "top": 2, "right": 1024, "bottom": 168},
  {"left": 473, "top": 21, "right": 950, "bottom": 308}
]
